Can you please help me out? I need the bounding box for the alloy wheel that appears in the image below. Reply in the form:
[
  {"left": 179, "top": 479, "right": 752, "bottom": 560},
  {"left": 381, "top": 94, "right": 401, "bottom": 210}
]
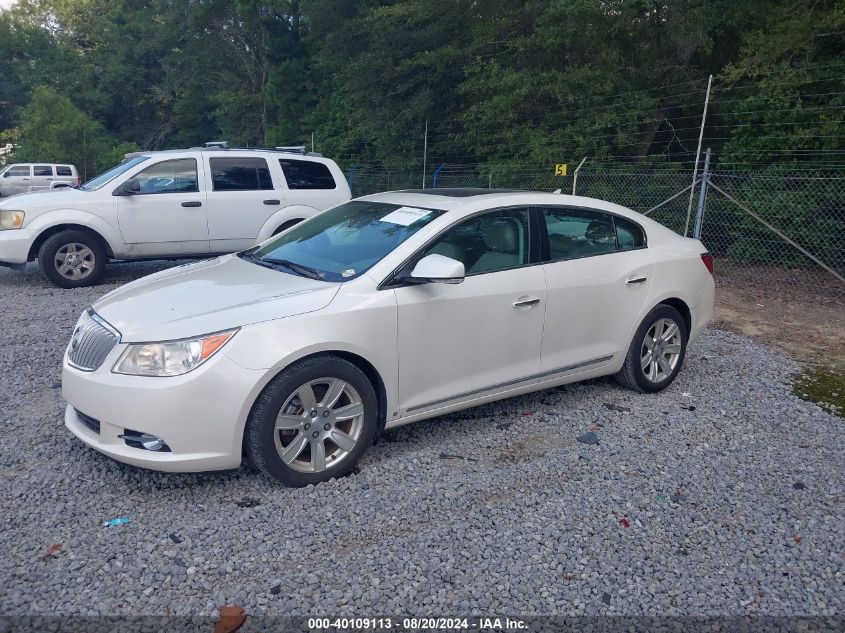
[
  {"left": 640, "top": 317, "right": 682, "bottom": 383},
  {"left": 55, "top": 242, "right": 96, "bottom": 281},
  {"left": 273, "top": 377, "right": 365, "bottom": 473}
]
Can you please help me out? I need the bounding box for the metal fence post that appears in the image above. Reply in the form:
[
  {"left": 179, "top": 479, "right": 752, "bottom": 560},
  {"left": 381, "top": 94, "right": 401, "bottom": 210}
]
[
  {"left": 432, "top": 163, "right": 446, "bottom": 189},
  {"left": 693, "top": 148, "right": 711, "bottom": 240}
]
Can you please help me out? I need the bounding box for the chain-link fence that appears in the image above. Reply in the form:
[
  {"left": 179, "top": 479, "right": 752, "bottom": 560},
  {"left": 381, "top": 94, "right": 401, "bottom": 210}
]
[{"left": 340, "top": 162, "right": 845, "bottom": 293}]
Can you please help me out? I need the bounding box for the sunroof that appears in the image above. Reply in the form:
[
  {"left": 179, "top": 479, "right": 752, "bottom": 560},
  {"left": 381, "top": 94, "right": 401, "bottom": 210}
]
[{"left": 398, "top": 188, "right": 523, "bottom": 197}]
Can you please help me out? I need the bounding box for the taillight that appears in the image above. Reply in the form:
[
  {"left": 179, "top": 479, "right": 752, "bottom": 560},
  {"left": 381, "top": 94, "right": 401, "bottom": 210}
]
[
  {"left": 76, "top": 176, "right": 82, "bottom": 186},
  {"left": 700, "top": 252, "right": 714, "bottom": 274}
]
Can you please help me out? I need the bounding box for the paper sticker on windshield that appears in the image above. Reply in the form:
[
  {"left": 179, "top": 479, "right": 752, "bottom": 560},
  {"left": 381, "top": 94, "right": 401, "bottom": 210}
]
[{"left": 380, "top": 207, "right": 431, "bottom": 226}]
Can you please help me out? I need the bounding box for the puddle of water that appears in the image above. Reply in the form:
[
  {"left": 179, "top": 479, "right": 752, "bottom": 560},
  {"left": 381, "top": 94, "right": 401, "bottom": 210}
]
[{"left": 792, "top": 365, "right": 844, "bottom": 419}]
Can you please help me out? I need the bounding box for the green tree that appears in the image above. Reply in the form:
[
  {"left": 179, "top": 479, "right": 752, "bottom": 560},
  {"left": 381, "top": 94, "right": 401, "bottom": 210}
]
[{"left": 13, "top": 86, "right": 137, "bottom": 179}]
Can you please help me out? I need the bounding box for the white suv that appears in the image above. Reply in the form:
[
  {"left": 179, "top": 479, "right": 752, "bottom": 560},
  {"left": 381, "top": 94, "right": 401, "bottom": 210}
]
[
  {"left": 0, "top": 163, "right": 80, "bottom": 196},
  {"left": 0, "top": 145, "right": 350, "bottom": 287}
]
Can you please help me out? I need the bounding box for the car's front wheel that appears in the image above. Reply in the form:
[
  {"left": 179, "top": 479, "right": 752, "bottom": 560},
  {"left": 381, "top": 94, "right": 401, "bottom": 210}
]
[
  {"left": 245, "top": 356, "right": 378, "bottom": 486},
  {"left": 615, "top": 304, "right": 688, "bottom": 393},
  {"left": 38, "top": 229, "right": 106, "bottom": 288}
]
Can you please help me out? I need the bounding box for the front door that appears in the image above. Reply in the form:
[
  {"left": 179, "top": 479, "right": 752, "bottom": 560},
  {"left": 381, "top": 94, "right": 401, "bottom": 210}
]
[
  {"left": 1, "top": 165, "right": 32, "bottom": 195},
  {"left": 116, "top": 157, "right": 209, "bottom": 256},
  {"left": 539, "top": 207, "right": 655, "bottom": 375},
  {"left": 395, "top": 208, "right": 546, "bottom": 416}
]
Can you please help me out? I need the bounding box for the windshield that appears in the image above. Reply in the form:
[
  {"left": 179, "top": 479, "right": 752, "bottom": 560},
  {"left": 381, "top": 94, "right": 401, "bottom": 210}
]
[
  {"left": 80, "top": 155, "right": 149, "bottom": 191},
  {"left": 242, "top": 201, "right": 445, "bottom": 282}
]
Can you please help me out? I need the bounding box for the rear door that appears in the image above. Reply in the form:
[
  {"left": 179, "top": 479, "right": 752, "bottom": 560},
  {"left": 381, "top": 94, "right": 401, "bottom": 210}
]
[
  {"left": 1, "top": 165, "right": 32, "bottom": 195},
  {"left": 31, "top": 165, "right": 55, "bottom": 192},
  {"left": 539, "top": 207, "right": 654, "bottom": 375},
  {"left": 115, "top": 157, "right": 210, "bottom": 256},
  {"left": 204, "top": 155, "right": 280, "bottom": 252}
]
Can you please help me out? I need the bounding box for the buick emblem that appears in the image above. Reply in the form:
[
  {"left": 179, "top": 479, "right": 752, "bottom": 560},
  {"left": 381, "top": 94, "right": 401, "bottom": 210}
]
[{"left": 69, "top": 327, "right": 83, "bottom": 354}]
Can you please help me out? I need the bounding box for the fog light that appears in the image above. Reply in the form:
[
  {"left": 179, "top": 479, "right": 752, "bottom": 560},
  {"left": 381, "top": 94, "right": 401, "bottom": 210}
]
[{"left": 119, "top": 430, "right": 171, "bottom": 452}]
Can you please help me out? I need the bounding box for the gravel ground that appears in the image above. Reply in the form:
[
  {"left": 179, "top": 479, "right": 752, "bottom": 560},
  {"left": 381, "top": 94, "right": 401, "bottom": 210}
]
[{"left": 0, "top": 261, "right": 842, "bottom": 618}]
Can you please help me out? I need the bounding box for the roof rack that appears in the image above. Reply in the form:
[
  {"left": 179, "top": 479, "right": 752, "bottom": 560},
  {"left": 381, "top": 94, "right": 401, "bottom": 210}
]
[{"left": 204, "top": 141, "right": 230, "bottom": 149}]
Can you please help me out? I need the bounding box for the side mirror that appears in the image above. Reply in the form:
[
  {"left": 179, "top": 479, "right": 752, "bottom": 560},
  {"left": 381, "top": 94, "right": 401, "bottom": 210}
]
[
  {"left": 2, "top": 172, "right": 10, "bottom": 178},
  {"left": 115, "top": 179, "right": 141, "bottom": 196},
  {"left": 403, "top": 254, "right": 465, "bottom": 285}
]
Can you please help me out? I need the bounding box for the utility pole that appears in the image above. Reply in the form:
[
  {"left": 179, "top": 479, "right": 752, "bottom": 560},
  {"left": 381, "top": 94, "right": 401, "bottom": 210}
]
[
  {"left": 422, "top": 120, "right": 428, "bottom": 189},
  {"left": 685, "top": 74, "right": 712, "bottom": 236}
]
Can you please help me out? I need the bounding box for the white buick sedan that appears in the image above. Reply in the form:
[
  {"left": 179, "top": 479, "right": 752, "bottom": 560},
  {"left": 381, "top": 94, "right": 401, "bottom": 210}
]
[{"left": 62, "top": 189, "right": 715, "bottom": 486}]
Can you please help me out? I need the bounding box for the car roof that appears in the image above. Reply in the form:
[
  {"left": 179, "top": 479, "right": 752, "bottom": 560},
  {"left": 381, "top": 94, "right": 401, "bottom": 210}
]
[
  {"left": 360, "top": 189, "right": 637, "bottom": 216},
  {"left": 126, "top": 148, "right": 332, "bottom": 162}
]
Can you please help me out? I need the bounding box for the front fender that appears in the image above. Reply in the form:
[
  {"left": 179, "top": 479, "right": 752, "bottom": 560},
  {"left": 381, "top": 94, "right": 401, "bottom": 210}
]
[
  {"left": 255, "top": 205, "right": 320, "bottom": 243},
  {"left": 27, "top": 210, "right": 127, "bottom": 258}
]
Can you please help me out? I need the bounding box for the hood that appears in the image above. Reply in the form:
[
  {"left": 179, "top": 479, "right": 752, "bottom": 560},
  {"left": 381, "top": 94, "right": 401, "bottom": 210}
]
[
  {"left": 93, "top": 254, "right": 341, "bottom": 341},
  {"left": 0, "top": 187, "right": 85, "bottom": 211}
]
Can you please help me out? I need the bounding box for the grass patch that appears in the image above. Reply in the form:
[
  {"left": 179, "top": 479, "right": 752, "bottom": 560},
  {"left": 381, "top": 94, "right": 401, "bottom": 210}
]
[{"left": 792, "top": 365, "right": 845, "bottom": 419}]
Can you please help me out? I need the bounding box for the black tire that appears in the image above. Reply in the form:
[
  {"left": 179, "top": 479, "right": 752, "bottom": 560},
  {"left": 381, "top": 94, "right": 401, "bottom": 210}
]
[
  {"left": 244, "top": 355, "right": 378, "bottom": 486},
  {"left": 38, "top": 229, "right": 106, "bottom": 288},
  {"left": 615, "top": 304, "right": 688, "bottom": 393}
]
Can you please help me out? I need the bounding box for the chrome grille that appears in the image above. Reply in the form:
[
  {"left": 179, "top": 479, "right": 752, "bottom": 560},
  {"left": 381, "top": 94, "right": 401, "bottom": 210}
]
[{"left": 67, "top": 309, "right": 120, "bottom": 371}]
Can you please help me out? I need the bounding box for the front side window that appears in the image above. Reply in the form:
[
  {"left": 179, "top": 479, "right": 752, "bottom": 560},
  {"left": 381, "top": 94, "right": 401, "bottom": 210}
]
[
  {"left": 278, "top": 159, "right": 336, "bottom": 190},
  {"left": 34, "top": 165, "right": 53, "bottom": 176},
  {"left": 544, "top": 209, "right": 616, "bottom": 261},
  {"left": 131, "top": 158, "right": 198, "bottom": 194},
  {"left": 422, "top": 208, "right": 530, "bottom": 275},
  {"left": 82, "top": 155, "right": 149, "bottom": 191},
  {"left": 6, "top": 166, "right": 31, "bottom": 177},
  {"left": 244, "top": 201, "right": 444, "bottom": 282},
  {"left": 211, "top": 157, "right": 273, "bottom": 191}
]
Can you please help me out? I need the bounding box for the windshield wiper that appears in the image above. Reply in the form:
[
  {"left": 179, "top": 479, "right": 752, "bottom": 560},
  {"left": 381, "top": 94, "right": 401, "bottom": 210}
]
[{"left": 260, "top": 257, "right": 324, "bottom": 280}]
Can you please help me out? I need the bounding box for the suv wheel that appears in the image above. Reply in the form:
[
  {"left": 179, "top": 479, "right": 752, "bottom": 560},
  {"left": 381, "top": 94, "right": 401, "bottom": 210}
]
[
  {"left": 615, "top": 304, "right": 688, "bottom": 393},
  {"left": 38, "top": 229, "right": 106, "bottom": 288},
  {"left": 245, "top": 356, "right": 378, "bottom": 486}
]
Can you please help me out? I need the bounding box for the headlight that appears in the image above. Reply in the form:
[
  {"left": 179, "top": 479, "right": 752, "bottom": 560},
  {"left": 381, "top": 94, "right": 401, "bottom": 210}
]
[
  {"left": 113, "top": 329, "right": 238, "bottom": 377},
  {"left": 0, "top": 210, "right": 24, "bottom": 230}
]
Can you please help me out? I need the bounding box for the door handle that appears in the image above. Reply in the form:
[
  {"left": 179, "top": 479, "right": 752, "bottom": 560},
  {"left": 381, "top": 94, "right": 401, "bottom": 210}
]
[
  {"left": 513, "top": 297, "right": 541, "bottom": 308},
  {"left": 626, "top": 276, "right": 647, "bottom": 285},
  {"left": 181, "top": 201, "right": 202, "bottom": 207},
  {"left": 263, "top": 199, "right": 281, "bottom": 205}
]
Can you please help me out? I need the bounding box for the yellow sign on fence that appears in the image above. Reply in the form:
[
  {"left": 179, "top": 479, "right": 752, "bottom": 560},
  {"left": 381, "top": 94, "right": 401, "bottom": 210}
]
[{"left": 554, "top": 163, "right": 568, "bottom": 176}]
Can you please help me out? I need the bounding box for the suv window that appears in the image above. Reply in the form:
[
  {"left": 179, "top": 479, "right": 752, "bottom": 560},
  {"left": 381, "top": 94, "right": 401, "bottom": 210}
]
[
  {"left": 543, "top": 209, "right": 616, "bottom": 261},
  {"left": 615, "top": 216, "right": 646, "bottom": 250},
  {"left": 56, "top": 166, "right": 73, "bottom": 176},
  {"left": 278, "top": 159, "right": 336, "bottom": 190},
  {"left": 133, "top": 158, "right": 198, "bottom": 194},
  {"left": 422, "top": 208, "right": 530, "bottom": 275},
  {"left": 6, "top": 166, "right": 31, "bottom": 177},
  {"left": 34, "top": 165, "right": 53, "bottom": 176},
  {"left": 211, "top": 157, "right": 273, "bottom": 191}
]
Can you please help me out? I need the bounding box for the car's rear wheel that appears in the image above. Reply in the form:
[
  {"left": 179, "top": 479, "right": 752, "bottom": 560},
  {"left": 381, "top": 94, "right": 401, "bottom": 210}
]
[
  {"left": 615, "top": 304, "right": 688, "bottom": 393},
  {"left": 38, "top": 229, "right": 106, "bottom": 288},
  {"left": 244, "top": 356, "right": 378, "bottom": 486}
]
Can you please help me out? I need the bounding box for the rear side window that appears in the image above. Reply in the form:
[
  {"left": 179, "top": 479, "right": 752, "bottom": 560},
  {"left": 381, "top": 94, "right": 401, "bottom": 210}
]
[
  {"left": 211, "top": 157, "right": 273, "bottom": 191},
  {"left": 543, "top": 209, "right": 616, "bottom": 261},
  {"left": 278, "top": 159, "right": 336, "bottom": 190},
  {"left": 615, "top": 216, "right": 646, "bottom": 250},
  {"left": 34, "top": 165, "right": 53, "bottom": 176},
  {"left": 56, "top": 166, "right": 73, "bottom": 176},
  {"left": 6, "top": 166, "right": 31, "bottom": 177}
]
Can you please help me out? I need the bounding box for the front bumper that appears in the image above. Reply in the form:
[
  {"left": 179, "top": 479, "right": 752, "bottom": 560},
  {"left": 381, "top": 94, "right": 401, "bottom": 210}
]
[
  {"left": 62, "top": 345, "right": 267, "bottom": 473},
  {"left": 0, "top": 227, "right": 34, "bottom": 265}
]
